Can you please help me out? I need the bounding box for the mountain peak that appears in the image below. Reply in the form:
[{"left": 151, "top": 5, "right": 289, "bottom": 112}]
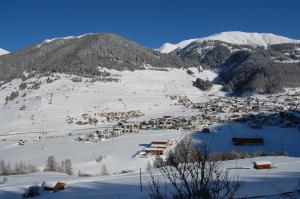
[
  {"left": 158, "top": 31, "right": 300, "bottom": 53},
  {"left": 0, "top": 48, "right": 9, "bottom": 56}
]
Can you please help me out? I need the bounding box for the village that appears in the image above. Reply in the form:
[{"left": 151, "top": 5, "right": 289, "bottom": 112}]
[
  {"left": 66, "top": 111, "right": 144, "bottom": 125},
  {"left": 12, "top": 88, "right": 300, "bottom": 162},
  {"left": 73, "top": 89, "right": 300, "bottom": 158},
  {"left": 167, "top": 89, "right": 300, "bottom": 128}
]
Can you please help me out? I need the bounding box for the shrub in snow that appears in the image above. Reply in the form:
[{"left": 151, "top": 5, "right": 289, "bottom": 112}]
[
  {"left": 193, "top": 78, "right": 213, "bottom": 91},
  {"left": 19, "top": 82, "right": 27, "bottom": 90},
  {"left": 22, "top": 185, "right": 40, "bottom": 198},
  {"left": 186, "top": 69, "right": 194, "bottom": 75},
  {"left": 5, "top": 91, "right": 19, "bottom": 104},
  {"left": 30, "top": 81, "right": 41, "bottom": 90},
  {"left": 46, "top": 77, "right": 53, "bottom": 83}
]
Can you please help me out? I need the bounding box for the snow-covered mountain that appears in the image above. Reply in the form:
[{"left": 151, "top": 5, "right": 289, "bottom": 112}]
[
  {"left": 0, "top": 48, "right": 9, "bottom": 56},
  {"left": 1, "top": 31, "right": 300, "bottom": 95},
  {"left": 158, "top": 31, "right": 300, "bottom": 53}
]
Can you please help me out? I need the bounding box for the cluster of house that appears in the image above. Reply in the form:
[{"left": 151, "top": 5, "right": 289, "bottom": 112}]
[
  {"left": 139, "top": 140, "right": 172, "bottom": 157},
  {"left": 247, "top": 111, "right": 300, "bottom": 129},
  {"left": 167, "top": 95, "right": 194, "bottom": 108},
  {"left": 168, "top": 89, "right": 300, "bottom": 130},
  {"left": 76, "top": 121, "right": 140, "bottom": 142},
  {"left": 66, "top": 110, "right": 144, "bottom": 126},
  {"left": 96, "top": 111, "right": 144, "bottom": 122},
  {"left": 66, "top": 114, "right": 98, "bottom": 125},
  {"left": 140, "top": 115, "right": 199, "bottom": 130}
]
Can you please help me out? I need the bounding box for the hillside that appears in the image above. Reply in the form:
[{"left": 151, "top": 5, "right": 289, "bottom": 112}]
[
  {"left": 172, "top": 33, "right": 300, "bottom": 94},
  {"left": 0, "top": 31, "right": 300, "bottom": 95},
  {"left": 0, "top": 68, "right": 219, "bottom": 134},
  {"left": 0, "top": 33, "right": 195, "bottom": 84}
]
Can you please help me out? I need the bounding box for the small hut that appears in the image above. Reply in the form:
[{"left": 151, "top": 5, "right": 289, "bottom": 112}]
[
  {"left": 253, "top": 161, "right": 272, "bottom": 169},
  {"left": 145, "top": 148, "right": 164, "bottom": 156},
  {"left": 42, "top": 181, "right": 67, "bottom": 192}
]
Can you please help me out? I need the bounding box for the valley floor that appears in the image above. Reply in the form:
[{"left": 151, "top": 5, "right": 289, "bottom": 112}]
[{"left": 0, "top": 68, "right": 299, "bottom": 198}]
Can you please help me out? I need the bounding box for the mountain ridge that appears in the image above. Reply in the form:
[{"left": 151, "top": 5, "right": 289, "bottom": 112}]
[
  {"left": 0, "top": 31, "right": 300, "bottom": 95},
  {"left": 158, "top": 31, "right": 300, "bottom": 53}
]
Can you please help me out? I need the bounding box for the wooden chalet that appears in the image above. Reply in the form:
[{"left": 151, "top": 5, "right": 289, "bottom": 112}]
[{"left": 145, "top": 140, "right": 171, "bottom": 156}]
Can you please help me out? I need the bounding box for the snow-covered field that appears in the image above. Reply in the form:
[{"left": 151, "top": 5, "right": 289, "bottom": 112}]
[
  {"left": 0, "top": 123, "right": 299, "bottom": 198},
  {"left": 0, "top": 156, "right": 299, "bottom": 199},
  {"left": 0, "top": 130, "right": 184, "bottom": 175}
]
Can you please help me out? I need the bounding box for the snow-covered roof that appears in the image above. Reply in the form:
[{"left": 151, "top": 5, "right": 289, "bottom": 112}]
[
  {"left": 42, "top": 181, "right": 58, "bottom": 188},
  {"left": 150, "top": 143, "right": 168, "bottom": 148},
  {"left": 253, "top": 161, "right": 272, "bottom": 165},
  {"left": 145, "top": 148, "right": 164, "bottom": 151}
]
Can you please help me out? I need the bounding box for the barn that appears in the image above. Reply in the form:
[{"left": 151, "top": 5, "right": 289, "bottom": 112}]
[
  {"left": 145, "top": 148, "right": 164, "bottom": 156},
  {"left": 253, "top": 161, "right": 272, "bottom": 169},
  {"left": 150, "top": 140, "right": 170, "bottom": 149},
  {"left": 144, "top": 140, "right": 171, "bottom": 156}
]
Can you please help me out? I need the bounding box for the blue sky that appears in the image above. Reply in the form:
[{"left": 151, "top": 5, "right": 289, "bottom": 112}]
[{"left": 1, "top": 0, "right": 300, "bottom": 52}]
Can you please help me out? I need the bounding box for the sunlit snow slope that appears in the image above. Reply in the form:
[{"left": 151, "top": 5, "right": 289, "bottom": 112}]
[
  {"left": 158, "top": 31, "right": 300, "bottom": 53},
  {"left": 0, "top": 48, "right": 9, "bottom": 55},
  {"left": 0, "top": 68, "right": 220, "bottom": 134}
]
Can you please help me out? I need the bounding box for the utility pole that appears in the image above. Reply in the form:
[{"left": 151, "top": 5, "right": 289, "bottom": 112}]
[{"left": 140, "top": 168, "right": 143, "bottom": 192}]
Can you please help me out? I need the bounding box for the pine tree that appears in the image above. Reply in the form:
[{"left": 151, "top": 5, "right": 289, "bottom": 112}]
[
  {"left": 100, "top": 164, "right": 109, "bottom": 176},
  {"left": 45, "top": 156, "right": 58, "bottom": 172},
  {"left": 64, "top": 159, "right": 73, "bottom": 175},
  {"left": 0, "top": 160, "right": 6, "bottom": 175},
  {"left": 60, "top": 160, "right": 65, "bottom": 173}
]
